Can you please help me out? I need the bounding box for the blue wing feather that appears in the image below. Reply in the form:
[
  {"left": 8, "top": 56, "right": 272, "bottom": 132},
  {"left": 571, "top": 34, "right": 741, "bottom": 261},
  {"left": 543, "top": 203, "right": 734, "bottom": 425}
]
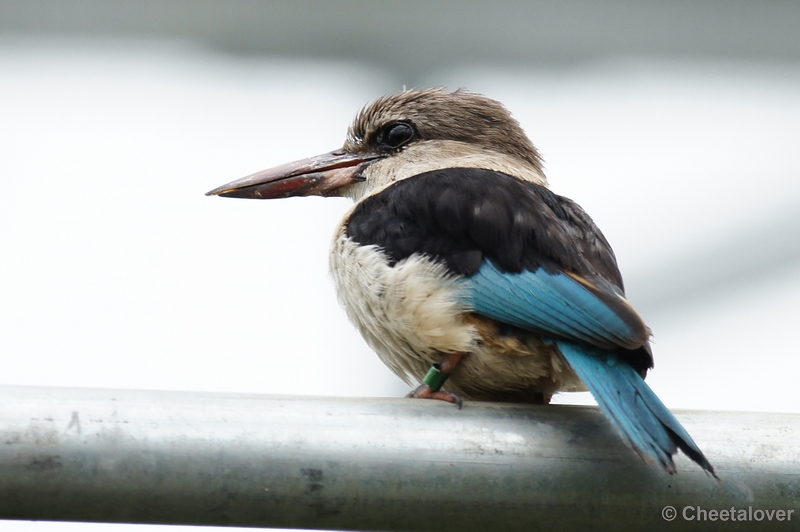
[{"left": 460, "top": 260, "right": 645, "bottom": 349}]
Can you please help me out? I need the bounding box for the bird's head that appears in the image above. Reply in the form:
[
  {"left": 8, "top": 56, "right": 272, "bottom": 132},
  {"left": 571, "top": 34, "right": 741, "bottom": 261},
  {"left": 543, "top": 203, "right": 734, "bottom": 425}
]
[{"left": 206, "top": 88, "right": 546, "bottom": 201}]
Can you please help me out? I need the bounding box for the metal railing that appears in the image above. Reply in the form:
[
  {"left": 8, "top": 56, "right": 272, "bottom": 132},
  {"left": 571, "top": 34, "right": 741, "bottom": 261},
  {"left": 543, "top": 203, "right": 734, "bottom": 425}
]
[{"left": 1, "top": 385, "right": 798, "bottom": 531}]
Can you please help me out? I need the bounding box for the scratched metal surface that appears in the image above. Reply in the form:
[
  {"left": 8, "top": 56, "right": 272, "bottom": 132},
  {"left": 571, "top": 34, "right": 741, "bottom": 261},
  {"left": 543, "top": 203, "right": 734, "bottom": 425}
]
[{"left": 0, "top": 385, "right": 798, "bottom": 531}]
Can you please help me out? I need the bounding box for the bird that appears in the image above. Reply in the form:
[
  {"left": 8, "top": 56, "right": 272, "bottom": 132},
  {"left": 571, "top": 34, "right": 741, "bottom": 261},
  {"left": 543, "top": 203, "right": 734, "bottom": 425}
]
[{"left": 207, "top": 88, "right": 716, "bottom": 478}]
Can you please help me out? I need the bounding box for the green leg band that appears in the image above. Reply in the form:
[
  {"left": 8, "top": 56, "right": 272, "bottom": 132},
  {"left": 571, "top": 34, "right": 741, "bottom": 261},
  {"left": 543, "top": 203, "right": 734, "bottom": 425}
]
[{"left": 423, "top": 365, "right": 449, "bottom": 391}]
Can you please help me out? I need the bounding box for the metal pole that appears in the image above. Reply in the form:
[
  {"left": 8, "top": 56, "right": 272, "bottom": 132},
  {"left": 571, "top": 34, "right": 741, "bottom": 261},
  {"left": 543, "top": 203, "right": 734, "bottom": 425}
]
[{"left": 0, "top": 385, "right": 797, "bottom": 531}]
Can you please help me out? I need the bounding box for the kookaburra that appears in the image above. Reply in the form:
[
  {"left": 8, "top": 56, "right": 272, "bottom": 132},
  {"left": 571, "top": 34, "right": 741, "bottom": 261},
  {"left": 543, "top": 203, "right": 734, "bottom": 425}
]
[{"left": 207, "top": 88, "right": 715, "bottom": 477}]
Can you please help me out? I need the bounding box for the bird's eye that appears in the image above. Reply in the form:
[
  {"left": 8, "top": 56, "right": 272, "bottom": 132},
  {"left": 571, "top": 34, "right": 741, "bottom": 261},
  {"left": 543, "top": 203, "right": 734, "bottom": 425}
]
[{"left": 381, "top": 122, "right": 415, "bottom": 150}]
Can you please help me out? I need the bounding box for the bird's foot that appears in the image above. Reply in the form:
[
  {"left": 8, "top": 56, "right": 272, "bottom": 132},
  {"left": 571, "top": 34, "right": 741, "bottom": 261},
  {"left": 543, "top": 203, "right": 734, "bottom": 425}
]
[
  {"left": 406, "top": 352, "right": 465, "bottom": 409},
  {"left": 406, "top": 384, "right": 463, "bottom": 409}
]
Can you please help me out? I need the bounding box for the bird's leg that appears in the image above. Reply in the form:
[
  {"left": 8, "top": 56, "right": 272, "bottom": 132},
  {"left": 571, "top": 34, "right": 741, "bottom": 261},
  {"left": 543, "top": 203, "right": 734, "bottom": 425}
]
[{"left": 406, "top": 352, "right": 465, "bottom": 409}]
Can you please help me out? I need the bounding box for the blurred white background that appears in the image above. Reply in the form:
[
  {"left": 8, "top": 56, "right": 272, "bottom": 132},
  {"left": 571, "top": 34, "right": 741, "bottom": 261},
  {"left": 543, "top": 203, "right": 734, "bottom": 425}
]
[{"left": 1, "top": 1, "right": 799, "bottom": 530}]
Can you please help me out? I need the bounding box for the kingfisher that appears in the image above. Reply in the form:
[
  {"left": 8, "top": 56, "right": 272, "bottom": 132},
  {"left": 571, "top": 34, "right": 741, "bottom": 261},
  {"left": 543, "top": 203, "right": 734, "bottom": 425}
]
[{"left": 207, "top": 88, "right": 715, "bottom": 477}]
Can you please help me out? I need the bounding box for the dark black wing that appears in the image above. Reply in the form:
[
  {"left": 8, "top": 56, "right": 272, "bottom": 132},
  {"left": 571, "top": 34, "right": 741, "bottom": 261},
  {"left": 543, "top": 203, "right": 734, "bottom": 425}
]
[{"left": 348, "top": 168, "right": 621, "bottom": 284}]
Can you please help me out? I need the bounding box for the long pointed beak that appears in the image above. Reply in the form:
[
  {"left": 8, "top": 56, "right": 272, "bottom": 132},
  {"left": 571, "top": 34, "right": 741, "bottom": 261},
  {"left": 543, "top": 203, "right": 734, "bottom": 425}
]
[{"left": 206, "top": 150, "right": 383, "bottom": 199}]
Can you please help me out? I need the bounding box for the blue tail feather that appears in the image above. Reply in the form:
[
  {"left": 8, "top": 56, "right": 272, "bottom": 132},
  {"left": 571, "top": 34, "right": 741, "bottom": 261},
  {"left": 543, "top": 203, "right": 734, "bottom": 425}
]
[{"left": 556, "top": 340, "right": 717, "bottom": 478}]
